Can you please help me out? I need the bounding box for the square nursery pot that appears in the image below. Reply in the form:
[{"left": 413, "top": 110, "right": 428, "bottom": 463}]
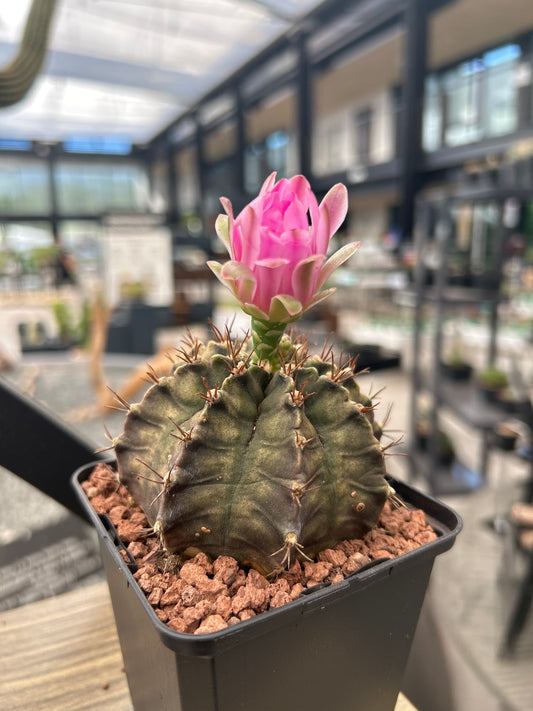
[
  {"left": 72, "top": 461, "right": 461, "bottom": 711},
  {"left": 439, "top": 361, "right": 472, "bottom": 381}
]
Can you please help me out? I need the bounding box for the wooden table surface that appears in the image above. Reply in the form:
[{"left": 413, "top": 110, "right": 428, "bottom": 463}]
[{"left": 0, "top": 581, "right": 417, "bottom": 711}]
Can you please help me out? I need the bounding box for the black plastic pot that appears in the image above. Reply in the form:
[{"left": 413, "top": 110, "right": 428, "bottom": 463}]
[
  {"left": 492, "top": 424, "right": 519, "bottom": 451},
  {"left": 343, "top": 342, "right": 401, "bottom": 371},
  {"left": 72, "top": 462, "right": 461, "bottom": 711},
  {"left": 479, "top": 383, "right": 502, "bottom": 404},
  {"left": 439, "top": 361, "right": 472, "bottom": 382}
]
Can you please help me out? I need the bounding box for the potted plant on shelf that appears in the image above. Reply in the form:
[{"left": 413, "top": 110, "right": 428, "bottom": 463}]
[
  {"left": 439, "top": 326, "right": 472, "bottom": 381},
  {"left": 440, "top": 345, "right": 472, "bottom": 381},
  {"left": 72, "top": 173, "right": 461, "bottom": 711},
  {"left": 477, "top": 364, "right": 509, "bottom": 403},
  {"left": 415, "top": 408, "right": 455, "bottom": 466}
]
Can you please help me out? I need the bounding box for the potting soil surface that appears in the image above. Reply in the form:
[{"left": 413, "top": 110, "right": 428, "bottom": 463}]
[{"left": 82, "top": 462, "right": 438, "bottom": 634}]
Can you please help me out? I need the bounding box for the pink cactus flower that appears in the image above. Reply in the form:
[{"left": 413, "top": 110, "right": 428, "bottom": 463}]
[{"left": 207, "top": 173, "right": 358, "bottom": 324}]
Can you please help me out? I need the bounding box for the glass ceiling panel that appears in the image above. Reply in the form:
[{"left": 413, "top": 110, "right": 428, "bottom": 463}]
[
  {"left": 0, "top": 0, "right": 325, "bottom": 144},
  {"left": 0, "top": 76, "right": 185, "bottom": 143}
]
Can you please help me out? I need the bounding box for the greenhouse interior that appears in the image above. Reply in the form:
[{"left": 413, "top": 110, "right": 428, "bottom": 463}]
[{"left": 1, "top": 1, "right": 533, "bottom": 710}]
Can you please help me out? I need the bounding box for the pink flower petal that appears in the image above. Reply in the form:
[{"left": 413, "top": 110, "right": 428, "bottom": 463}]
[
  {"left": 220, "top": 259, "right": 257, "bottom": 302},
  {"left": 259, "top": 172, "right": 277, "bottom": 196},
  {"left": 287, "top": 175, "right": 311, "bottom": 204},
  {"left": 255, "top": 258, "right": 290, "bottom": 268},
  {"left": 207, "top": 260, "right": 239, "bottom": 300},
  {"left": 317, "top": 242, "right": 359, "bottom": 290},
  {"left": 283, "top": 199, "right": 310, "bottom": 231},
  {"left": 215, "top": 214, "right": 231, "bottom": 254},
  {"left": 219, "top": 196, "right": 234, "bottom": 222},
  {"left": 231, "top": 223, "right": 243, "bottom": 261},
  {"left": 320, "top": 183, "right": 348, "bottom": 235},
  {"left": 292, "top": 254, "right": 324, "bottom": 305},
  {"left": 268, "top": 294, "right": 303, "bottom": 323},
  {"left": 253, "top": 260, "right": 289, "bottom": 314},
  {"left": 242, "top": 302, "right": 270, "bottom": 321},
  {"left": 302, "top": 287, "right": 336, "bottom": 314},
  {"left": 236, "top": 203, "right": 262, "bottom": 266},
  {"left": 316, "top": 183, "right": 348, "bottom": 254}
]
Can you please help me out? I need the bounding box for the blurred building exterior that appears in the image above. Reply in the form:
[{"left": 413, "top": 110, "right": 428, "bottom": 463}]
[{"left": 0, "top": 0, "right": 532, "bottom": 358}]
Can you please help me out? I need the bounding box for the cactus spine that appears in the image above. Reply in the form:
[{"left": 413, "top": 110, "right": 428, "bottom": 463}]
[{"left": 113, "top": 332, "right": 392, "bottom": 575}]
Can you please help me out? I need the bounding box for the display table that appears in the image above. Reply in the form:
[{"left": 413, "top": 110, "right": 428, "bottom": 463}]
[{"left": 0, "top": 581, "right": 417, "bottom": 710}]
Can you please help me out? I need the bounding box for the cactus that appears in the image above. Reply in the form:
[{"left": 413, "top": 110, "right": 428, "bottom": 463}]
[
  {"left": 112, "top": 331, "right": 393, "bottom": 575},
  {"left": 107, "top": 173, "right": 399, "bottom": 575}
]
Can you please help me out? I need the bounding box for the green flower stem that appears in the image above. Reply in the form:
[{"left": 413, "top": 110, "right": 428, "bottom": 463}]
[{"left": 251, "top": 318, "right": 288, "bottom": 370}]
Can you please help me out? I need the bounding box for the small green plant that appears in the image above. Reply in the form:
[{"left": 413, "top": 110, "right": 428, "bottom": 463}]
[
  {"left": 443, "top": 323, "right": 470, "bottom": 370},
  {"left": 52, "top": 298, "right": 95, "bottom": 346},
  {"left": 119, "top": 280, "right": 148, "bottom": 302},
  {"left": 26, "top": 245, "right": 59, "bottom": 271},
  {"left": 78, "top": 299, "right": 92, "bottom": 348},
  {"left": 478, "top": 365, "right": 508, "bottom": 390},
  {"left": 52, "top": 300, "right": 77, "bottom": 343},
  {"left": 445, "top": 343, "right": 469, "bottom": 368}
]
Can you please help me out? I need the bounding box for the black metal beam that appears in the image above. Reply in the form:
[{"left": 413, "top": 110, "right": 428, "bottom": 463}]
[
  {"left": 1, "top": 213, "right": 139, "bottom": 223},
  {"left": 0, "top": 376, "right": 106, "bottom": 520},
  {"left": 195, "top": 116, "right": 207, "bottom": 229},
  {"left": 149, "top": 33, "right": 293, "bottom": 148},
  {"left": 0, "top": 142, "right": 146, "bottom": 161},
  {"left": 47, "top": 152, "right": 59, "bottom": 243},
  {"left": 166, "top": 141, "right": 178, "bottom": 226},
  {"left": 312, "top": 159, "right": 400, "bottom": 197},
  {"left": 310, "top": 1, "right": 404, "bottom": 71},
  {"left": 297, "top": 34, "right": 313, "bottom": 179},
  {"left": 397, "top": 0, "right": 428, "bottom": 241},
  {"left": 235, "top": 88, "right": 246, "bottom": 196},
  {"left": 148, "top": 0, "right": 410, "bottom": 149},
  {"left": 423, "top": 125, "right": 533, "bottom": 172}
]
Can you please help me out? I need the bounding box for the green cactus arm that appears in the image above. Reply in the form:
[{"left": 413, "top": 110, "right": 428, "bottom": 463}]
[
  {"left": 114, "top": 346, "right": 229, "bottom": 514},
  {"left": 300, "top": 372, "right": 389, "bottom": 542},
  {"left": 157, "top": 366, "right": 284, "bottom": 570}
]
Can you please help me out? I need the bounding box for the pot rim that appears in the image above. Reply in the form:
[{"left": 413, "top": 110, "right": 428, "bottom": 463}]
[{"left": 71, "top": 459, "right": 462, "bottom": 655}]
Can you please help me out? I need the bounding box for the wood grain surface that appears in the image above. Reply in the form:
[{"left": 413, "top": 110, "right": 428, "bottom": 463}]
[
  {"left": 0, "top": 581, "right": 417, "bottom": 710},
  {"left": 0, "top": 582, "right": 131, "bottom": 711}
]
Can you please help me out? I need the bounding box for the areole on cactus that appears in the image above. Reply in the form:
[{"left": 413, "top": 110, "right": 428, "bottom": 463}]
[{"left": 112, "top": 174, "right": 397, "bottom": 575}]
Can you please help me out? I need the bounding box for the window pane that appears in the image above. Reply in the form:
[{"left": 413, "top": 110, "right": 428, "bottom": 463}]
[
  {"left": 55, "top": 161, "right": 150, "bottom": 214},
  {"left": 354, "top": 108, "right": 373, "bottom": 165},
  {"left": 150, "top": 160, "right": 169, "bottom": 213},
  {"left": 423, "top": 77, "right": 442, "bottom": 151},
  {"left": 244, "top": 130, "right": 290, "bottom": 194},
  {"left": 426, "top": 43, "right": 522, "bottom": 152},
  {"left": 0, "top": 159, "right": 51, "bottom": 215},
  {"left": 443, "top": 61, "right": 484, "bottom": 147},
  {"left": 0, "top": 222, "right": 55, "bottom": 291},
  {"left": 483, "top": 59, "right": 519, "bottom": 137},
  {"left": 175, "top": 148, "right": 202, "bottom": 235}
]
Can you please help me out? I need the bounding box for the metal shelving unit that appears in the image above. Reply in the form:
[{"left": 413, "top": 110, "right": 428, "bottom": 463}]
[
  {"left": 407, "top": 164, "right": 533, "bottom": 656},
  {"left": 407, "top": 181, "right": 514, "bottom": 495}
]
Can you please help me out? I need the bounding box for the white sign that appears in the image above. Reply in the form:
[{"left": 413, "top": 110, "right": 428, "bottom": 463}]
[{"left": 102, "top": 220, "right": 173, "bottom": 307}]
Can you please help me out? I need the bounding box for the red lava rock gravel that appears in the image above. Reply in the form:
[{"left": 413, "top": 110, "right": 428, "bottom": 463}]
[{"left": 82, "top": 463, "right": 437, "bottom": 635}]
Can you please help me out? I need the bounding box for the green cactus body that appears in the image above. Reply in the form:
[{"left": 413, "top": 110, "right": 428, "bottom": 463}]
[{"left": 114, "top": 338, "right": 391, "bottom": 575}]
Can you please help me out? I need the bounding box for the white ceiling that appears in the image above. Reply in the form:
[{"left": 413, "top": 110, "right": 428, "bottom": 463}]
[{"left": 0, "top": 0, "right": 324, "bottom": 145}]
